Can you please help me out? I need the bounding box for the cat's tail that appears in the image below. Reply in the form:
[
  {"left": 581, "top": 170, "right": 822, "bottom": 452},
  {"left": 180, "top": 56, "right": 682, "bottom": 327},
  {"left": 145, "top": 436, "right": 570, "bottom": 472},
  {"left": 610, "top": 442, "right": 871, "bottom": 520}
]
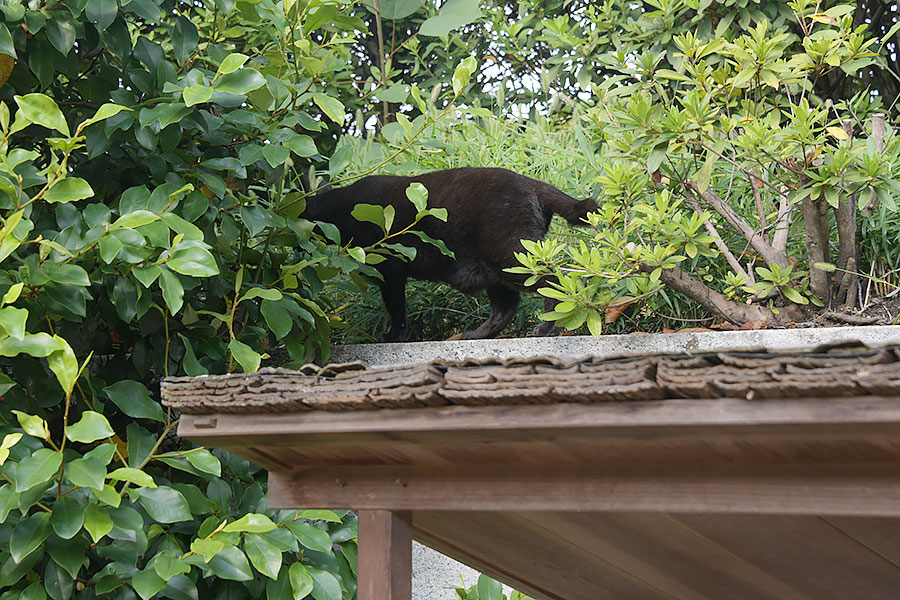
[{"left": 533, "top": 180, "right": 597, "bottom": 225}]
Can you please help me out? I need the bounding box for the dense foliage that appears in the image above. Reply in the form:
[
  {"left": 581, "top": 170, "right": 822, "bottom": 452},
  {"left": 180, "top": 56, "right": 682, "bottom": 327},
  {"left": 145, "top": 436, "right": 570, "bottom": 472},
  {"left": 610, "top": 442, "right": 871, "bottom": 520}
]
[{"left": 0, "top": 0, "right": 897, "bottom": 599}]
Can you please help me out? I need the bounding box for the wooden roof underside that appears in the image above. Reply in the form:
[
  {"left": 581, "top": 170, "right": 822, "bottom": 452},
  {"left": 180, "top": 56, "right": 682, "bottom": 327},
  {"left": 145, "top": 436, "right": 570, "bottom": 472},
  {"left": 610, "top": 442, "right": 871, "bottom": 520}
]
[{"left": 163, "top": 344, "right": 900, "bottom": 600}]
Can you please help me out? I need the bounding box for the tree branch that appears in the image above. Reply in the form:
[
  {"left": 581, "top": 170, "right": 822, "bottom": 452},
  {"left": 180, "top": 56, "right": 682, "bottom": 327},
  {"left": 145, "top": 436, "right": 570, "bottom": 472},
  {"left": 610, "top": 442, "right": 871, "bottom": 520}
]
[
  {"left": 683, "top": 186, "right": 750, "bottom": 280},
  {"left": 686, "top": 181, "right": 791, "bottom": 269}
]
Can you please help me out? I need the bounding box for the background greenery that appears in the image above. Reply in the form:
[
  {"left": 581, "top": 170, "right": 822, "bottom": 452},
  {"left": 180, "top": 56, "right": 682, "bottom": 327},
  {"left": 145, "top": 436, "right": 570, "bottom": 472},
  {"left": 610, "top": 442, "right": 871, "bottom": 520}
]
[{"left": 0, "top": 0, "right": 897, "bottom": 599}]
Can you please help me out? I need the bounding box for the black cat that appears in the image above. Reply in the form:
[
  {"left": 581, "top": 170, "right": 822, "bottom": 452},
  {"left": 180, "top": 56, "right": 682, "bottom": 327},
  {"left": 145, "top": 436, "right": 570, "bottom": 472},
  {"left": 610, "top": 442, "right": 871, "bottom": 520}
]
[{"left": 304, "top": 167, "right": 596, "bottom": 342}]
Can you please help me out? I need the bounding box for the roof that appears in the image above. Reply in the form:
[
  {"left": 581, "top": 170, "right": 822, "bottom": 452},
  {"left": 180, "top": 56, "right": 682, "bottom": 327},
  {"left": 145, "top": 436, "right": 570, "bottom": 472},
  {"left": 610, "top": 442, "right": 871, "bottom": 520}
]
[
  {"left": 163, "top": 340, "right": 900, "bottom": 600},
  {"left": 161, "top": 343, "right": 900, "bottom": 414}
]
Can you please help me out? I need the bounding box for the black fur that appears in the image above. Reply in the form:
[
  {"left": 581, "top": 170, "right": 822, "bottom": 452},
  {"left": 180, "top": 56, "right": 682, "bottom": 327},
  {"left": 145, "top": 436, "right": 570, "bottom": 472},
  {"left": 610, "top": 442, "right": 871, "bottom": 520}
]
[{"left": 304, "top": 167, "right": 596, "bottom": 341}]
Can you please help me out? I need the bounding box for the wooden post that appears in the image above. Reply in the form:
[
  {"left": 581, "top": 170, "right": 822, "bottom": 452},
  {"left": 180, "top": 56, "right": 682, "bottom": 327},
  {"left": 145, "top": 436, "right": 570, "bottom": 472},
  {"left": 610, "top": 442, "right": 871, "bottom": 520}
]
[{"left": 358, "top": 510, "right": 412, "bottom": 600}]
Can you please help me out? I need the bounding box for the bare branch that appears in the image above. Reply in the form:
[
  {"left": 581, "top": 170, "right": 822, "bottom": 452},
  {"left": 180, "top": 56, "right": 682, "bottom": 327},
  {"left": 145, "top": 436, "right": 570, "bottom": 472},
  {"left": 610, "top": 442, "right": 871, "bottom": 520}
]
[
  {"left": 772, "top": 187, "right": 791, "bottom": 254},
  {"left": 639, "top": 263, "right": 802, "bottom": 325},
  {"left": 686, "top": 181, "right": 791, "bottom": 268},
  {"left": 750, "top": 170, "right": 767, "bottom": 236},
  {"left": 683, "top": 186, "right": 750, "bottom": 280},
  {"left": 861, "top": 113, "right": 886, "bottom": 217}
]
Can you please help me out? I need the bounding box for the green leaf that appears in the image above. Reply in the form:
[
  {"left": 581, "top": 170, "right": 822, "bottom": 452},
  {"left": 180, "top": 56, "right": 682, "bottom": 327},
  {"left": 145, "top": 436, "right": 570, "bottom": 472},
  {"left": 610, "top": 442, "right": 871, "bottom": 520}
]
[
  {"left": 216, "top": 53, "right": 249, "bottom": 77},
  {"left": 0, "top": 306, "right": 26, "bottom": 339},
  {"left": 184, "top": 449, "right": 221, "bottom": 476},
  {"left": 108, "top": 467, "right": 157, "bottom": 488},
  {"left": 351, "top": 203, "right": 387, "bottom": 230},
  {"left": 586, "top": 309, "right": 604, "bottom": 337},
  {"left": 50, "top": 496, "right": 84, "bottom": 539},
  {"left": 229, "top": 339, "right": 261, "bottom": 372},
  {"left": 66, "top": 411, "right": 114, "bottom": 443},
  {"left": 65, "top": 456, "right": 107, "bottom": 490},
  {"left": 44, "top": 559, "right": 72, "bottom": 600},
  {"left": 0, "top": 23, "right": 15, "bottom": 58},
  {"left": 312, "top": 93, "right": 345, "bottom": 126},
  {"left": 244, "top": 533, "right": 283, "bottom": 580},
  {"left": 168, "top": 243, "right": 220, "bottom": 277},
  {"left": 103, "top": 380, "right": 165, "bottom": 421},
  {"left": 261, "top": 299, "right": 293, "bottom": 339},
  {"left": 781, "top": 286, "right": 809, "bottom": 305},
  {"left": 208, "top": 545, "right": 254, "bottom": 581},
  {"left": 173, "top": 15, "right": 199, "bottom": 63},
  {"left": 287, "top": 521, "right": 333, "bottom": 554},
  {"left": 46, "top": 18, "right": 76, "bottom": 55},
  {"left": 223, "top": 513, "right": 277, "bottom": 534},
  {"left": 289, "top": 562, "right": 315, "bottom": 598},
  {"left": 85, "top": 0, "right": 117, "bottom": 30},
  {"left": 307, "top": 566, "right": 342, "bottom": 600},
  {"left": 298, "top": 510, "right": 343, "bottom": 523},
  {"left": 0, "top": 432, "right": 22, "bottom": 465},
  {"left": 12, "top": 410, "right": 50, "bottom": 441},
  {"left": 238, "top": 287, "right": 282, "bottom": 303},
  {"left": 361, "top": 0, "right": 424, "bottom": 19},
  {"left": 405, "top": 182, "right": 428, "bottom": 212},
  {"left": 284, "top": 134, "right": 317, "bottom": 157},
  {"left": 46, "top": 533, "right": 85, "bottom": 578},
  {"left": 477, "top": 574, "right": 503, "bottom": 600},
  {"left": 83, "top": 503, "right": 113, "bottom": 543},
  {"left": 138, "top": 487, "right": 193, "bottom": 523},
  {"left": 43, "top": 177, "right": 94, "bottom": 204},
  {"left": 15, "top": 448, "right": 62, "bottom": 492},
  {"left": 183, "top": 84, "right": 214, "bottom": 106},
  {"left": 111, "top": 210, "right": 159, "bottom": 229},
  {"left": 2, "top": 282, "right": 23, "bottom": 305},
  {"left": 47, "top": 337, "right": 79, "bottom": 397},
  {"left": 10, "top": 512, "right": 52, "bottom": 562},
  {"left": 92, "top": 483, "right": 121, "bottom": 507},
  {"left": 14, "top": 93, "right": 70, "bottom": 136},
  {"left": 215, "top": 69, "right": 267, "bottom": 95},
  {"left": 80, "top": 103, "right": 129, "bottom": 130},
  {"left": 133, "top": 568, "right": 167, "bottom": 600},
  {"left": 178, "top": 333, "right": 208, "bottom": 376},
  {"left": 191, "top": 537, "right": 225, "bottom": 562},
  {"left": 159, "top": 267, "right": 184, "bottom": 314},
  {"left": 420, "top": 0, "right": 483, "bottom": 37},
  {"left": 98, "top": 235, "right": 123, "bottom": 263}
]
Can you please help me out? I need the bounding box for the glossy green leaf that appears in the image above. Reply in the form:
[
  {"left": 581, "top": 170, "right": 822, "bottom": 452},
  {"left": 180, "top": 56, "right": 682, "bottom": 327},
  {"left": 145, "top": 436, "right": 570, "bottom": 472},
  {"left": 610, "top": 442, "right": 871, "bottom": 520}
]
[
  {"left": 0, "top": 432, "right": 22, "bottom": 465},
  {"left": 191, "top": 537, "right": 225, "bottom": 562},
  {"left": 111, "top": 210, "right": 159, "bottom": 229},
  {"left": 11, "top": 410, "right": 50, "bottom": 441},
  {"left": 66, "top": 411, "right": 114, "bottom": 443},
  {"left": 312, "top": 93, "right": 345, "bottom": 126},
  {"left": 46, "top": 533, "right": 85, "bottom": 578},
  {"left": 158, "top": 267, "right": 184, "bottom": 314},
  {"left": 14, "top": 448, "right": 61, "bottom": 492},
  {"left": 133, "top": 568, "right": 167, "bottom": 600},
  {"left": 420, "top": 0, "right": 482, "bottom": 37},
  {"left": 83, "top": 503, "right": 113, "bottom": 543},
  {"left": 261, "top": 299, "right": 292, "bottom": 338},
  {"left": 47, "top": 338, "right": 79, "bottom": 397},
  {"left": 167, "top": 243, "right": 219, "bottom": 277},
  {"left": 50, "top": 495, "right": 84, "bottom": 539},
  {"left": 298, "top": 510, "right": 343, "bottom": 523},
  {"left": 10, "top": 512, "right": 52, "bottom": 562},
  {"left": 85, "top": 0, "right": 117, "bottom": 30},
  {"left": 361, "top": 0, "right": 424, "bottom": 19},
  {"left": 103, "top": 380, "right": 165, "bottom": 421},
  {"left": 108, "top": 467, "right": 157, "bottom": 488},
  {"left": 46, "top": 18, "right": 76, "bottom": 55},
  {"left": 215, "top": 69, "right": 266, "bottom": 95},
  {"left": 14, "top": 93, "right": 70, "bottom": 135},
  {"left": 228, "top": 339, "right": 261, "bottom": 372},
  {"left": 65, "top": 456, "right": 107, "bottom": 490},
  {"left": 307, "top": 566, "right": 341, "bottom": 600},
  {"left": 223, "top": 513, "right": 277, "bottom": 533},
  {"left": 183, "top": 84, "right": 214, "bottom": 106},
  {"left": 287, "top": 521, "right": 333, "bottom": 554},
  {"left": 289, "top": 562, "right": 315, "bottom": 598},
  {"left": 208, "top": 545, "right": 254, "bottom": 581},
  {"left": 44, "top": 559, "right": 72, "bottom": 600},
  {"left": 138, "top": 487, "right": 192, "bottom": 523},
  {"left": 477, "top": 575, "right": 503, "bottom": 600},
  {"left": 184, "top": 449, "right": 221, "bottom": 476},
  {"left": 244, "top": 533, "right": 282, "bottom": 580}
]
